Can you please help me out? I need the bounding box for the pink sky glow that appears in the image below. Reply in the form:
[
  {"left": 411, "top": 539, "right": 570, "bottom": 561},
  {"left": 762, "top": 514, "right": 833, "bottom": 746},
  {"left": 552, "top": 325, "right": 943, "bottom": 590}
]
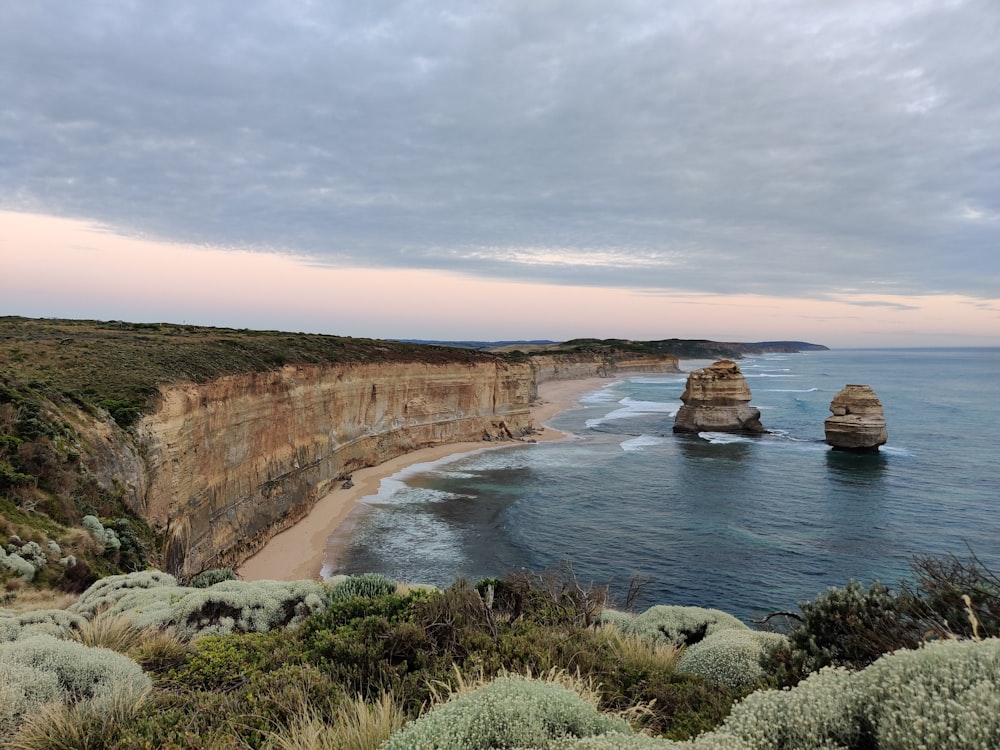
[{"left": 2, "top": 211, "right": 998, "bottom": 348}]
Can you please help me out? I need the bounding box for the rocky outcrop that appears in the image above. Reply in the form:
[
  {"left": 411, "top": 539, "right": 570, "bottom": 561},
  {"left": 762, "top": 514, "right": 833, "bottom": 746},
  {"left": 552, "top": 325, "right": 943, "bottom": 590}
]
[
  {"left": 133, "top": 360, "right": 534, "bottom": 576},
  {"left": 824, "top": 385, "right": 887, "bottom": 452},
  {"left": 673, "top": 360, "right": 764, "bottom": 434},
  {"left": 529, "top": 353, "right": 679, "bottom": 398}
]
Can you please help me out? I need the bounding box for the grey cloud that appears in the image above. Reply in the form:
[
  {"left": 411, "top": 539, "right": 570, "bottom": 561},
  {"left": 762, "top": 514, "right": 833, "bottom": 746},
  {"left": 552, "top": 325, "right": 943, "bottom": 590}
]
[{"left": 1, "top": 0, "right": 998, "bottom": 297}]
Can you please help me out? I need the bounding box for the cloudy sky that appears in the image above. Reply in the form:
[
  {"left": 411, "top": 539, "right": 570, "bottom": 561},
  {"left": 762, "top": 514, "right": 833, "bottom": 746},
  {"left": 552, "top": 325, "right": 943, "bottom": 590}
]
[{"left": 2, "top": 1, "right": 998, "bottom": 346}]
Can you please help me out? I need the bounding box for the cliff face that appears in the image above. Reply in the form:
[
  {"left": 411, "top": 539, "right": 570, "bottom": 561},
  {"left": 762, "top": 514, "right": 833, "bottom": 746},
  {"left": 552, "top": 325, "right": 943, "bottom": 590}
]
[
  {"left": 529, "top": 353, "right": 679, "bottom": 398},
  {"left": 68, "top": 351, "right": 678, "bottom": 577},
  {"left": 135, "top": 360, "right": 533, "bottom": 576}
]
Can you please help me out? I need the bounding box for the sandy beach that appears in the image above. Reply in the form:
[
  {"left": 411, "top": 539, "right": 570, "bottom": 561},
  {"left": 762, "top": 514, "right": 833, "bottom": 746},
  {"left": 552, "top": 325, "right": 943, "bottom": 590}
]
[{"left": 237, "top": 376, "right": 615, "bottom": 582}]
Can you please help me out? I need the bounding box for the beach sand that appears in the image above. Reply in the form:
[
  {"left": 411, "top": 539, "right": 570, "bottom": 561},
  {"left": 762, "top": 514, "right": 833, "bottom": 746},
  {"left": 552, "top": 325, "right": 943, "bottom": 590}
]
[{"left": 237, "top": 376, "right": 614, "bottom": 582}]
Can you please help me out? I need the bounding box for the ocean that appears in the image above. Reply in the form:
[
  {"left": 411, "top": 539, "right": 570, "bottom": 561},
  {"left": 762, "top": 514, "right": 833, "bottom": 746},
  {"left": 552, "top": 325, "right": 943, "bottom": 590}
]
[{"left": 324, "top": 348, "right": 1000, "bottom": 620}]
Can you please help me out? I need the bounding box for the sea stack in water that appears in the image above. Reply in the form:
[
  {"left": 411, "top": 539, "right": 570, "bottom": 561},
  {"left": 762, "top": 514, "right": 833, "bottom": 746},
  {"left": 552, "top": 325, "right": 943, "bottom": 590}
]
[
  {"left": 824, "top": 385, "right": 888, "bottom": 452},
  {"left": 673, "top": 360, "right": 765, "bottom": 434}
]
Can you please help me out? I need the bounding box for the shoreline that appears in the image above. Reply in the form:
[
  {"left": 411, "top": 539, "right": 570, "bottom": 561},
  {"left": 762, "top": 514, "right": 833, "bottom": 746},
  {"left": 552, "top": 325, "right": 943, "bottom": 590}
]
[{"left": 237, "top": 376, "right": 617, "bottom": 582}]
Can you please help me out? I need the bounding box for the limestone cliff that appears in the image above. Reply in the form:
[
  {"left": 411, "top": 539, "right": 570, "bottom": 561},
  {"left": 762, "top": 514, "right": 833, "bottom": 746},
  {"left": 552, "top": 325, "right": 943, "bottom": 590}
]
[
  {"left": 134, "top": 360, "right": 533, "bottom": 576},
  {"left": 824, "top": 385, "right": 888, "bottom": 452},
  {"left": 529, "top": 352, "right": 679, "bottom": 398},
  {"left": 673, "top": 360, "right": 765, "bottom": 434}
]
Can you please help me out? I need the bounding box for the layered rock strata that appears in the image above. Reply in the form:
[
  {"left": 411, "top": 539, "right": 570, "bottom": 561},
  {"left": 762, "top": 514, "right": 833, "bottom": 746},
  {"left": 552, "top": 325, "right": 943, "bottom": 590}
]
[
  {"left": 673, "top": 360, "right": 765, "bottom": 434},
  {"left": 69, "top": 351, "right": 680, "bottom": 577},
  {"left": 529, "top": 353, "right": 679, "bottom": 398},
  {"left": 135, "top": 360, "right": 534, "bottom": 576},
  {"left": 824, "top": 385, "right": 888, "bottom": 452}
]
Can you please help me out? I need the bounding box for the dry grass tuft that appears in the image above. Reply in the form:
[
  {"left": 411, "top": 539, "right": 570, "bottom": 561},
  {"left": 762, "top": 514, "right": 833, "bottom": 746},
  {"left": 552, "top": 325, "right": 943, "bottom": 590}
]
[
  {"left": 263, "top": 693, "right": 406, "bottom": 750},
  {"left": 71, "top": 612, "right": 147, "bottom": 653},
  {"left": 7, "top": 685, "right": 150, "bottom": 750},
  {"left": 597, "top": 626, "right": 683, "bottom": 674},
  {"left": 127, "top": 626, "right": 192, "bottom": 673},
  {"left": 4, "top": 588, "right": 78, "bottom": 613}
]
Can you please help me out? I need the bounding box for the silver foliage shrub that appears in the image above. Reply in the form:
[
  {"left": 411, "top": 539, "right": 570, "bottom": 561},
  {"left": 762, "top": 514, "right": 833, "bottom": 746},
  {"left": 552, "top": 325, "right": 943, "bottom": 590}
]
[
  {"left": 71, "top": 571, "right": 326, "bottom": 637},
  {"left": 0, "top": 551, "right": 35, "bottom": 581},
  {"left": 0, "top": 608, "right": 87, "bottom": 642},
  {"left": 712, "top": 665, "right": 862, "bottom": 750},
  {"left": 859, "top": 637, "right": 1000, "bottom": 749},
  {"left": 17, "top": 540, "right": 47, "bottom": 568},
  {"left": 379, "top": 674, "right": 634, "bottom": 750},
  {"left": 80, "top": 514, "right": 120, "bottom": 551},
  {"left": 601, "top": 605, "right": 748, "bottom": 648},
  {"left": 709, "top": 637, "right": 1000, "bottom": 750},
  {"left": 678, "top": 630, "right": 789, "bottom": 690},
  {"left": 70, "top": 569, "right": 179, "bottom": 618},
  {"left": 0, "top": 634, "right": 150, "bottom": 735},
  {"left": 550, "top": 734, "right": 754, "bottom": 749}
]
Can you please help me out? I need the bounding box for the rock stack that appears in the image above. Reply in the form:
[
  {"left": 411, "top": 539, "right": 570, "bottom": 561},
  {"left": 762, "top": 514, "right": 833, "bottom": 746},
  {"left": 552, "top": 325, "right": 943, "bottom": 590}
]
[
  {"left": 673, "top": 360, "right": 765, "bottom": 434},
  {"left": 824, "top": 385, "right": 888, "bottom": 452}
]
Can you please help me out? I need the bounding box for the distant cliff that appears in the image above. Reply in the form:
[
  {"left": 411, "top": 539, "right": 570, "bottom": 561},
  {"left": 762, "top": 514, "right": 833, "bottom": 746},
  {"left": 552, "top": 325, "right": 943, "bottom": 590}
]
[{"left": 529, "top": 352, "right": 680, "bottom": 398}]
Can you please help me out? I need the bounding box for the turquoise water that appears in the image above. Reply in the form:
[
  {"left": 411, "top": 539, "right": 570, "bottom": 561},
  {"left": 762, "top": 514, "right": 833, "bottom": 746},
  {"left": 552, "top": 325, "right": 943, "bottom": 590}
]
[{"left": 326, "top": 349, "right": 1000, "bottom": 620}]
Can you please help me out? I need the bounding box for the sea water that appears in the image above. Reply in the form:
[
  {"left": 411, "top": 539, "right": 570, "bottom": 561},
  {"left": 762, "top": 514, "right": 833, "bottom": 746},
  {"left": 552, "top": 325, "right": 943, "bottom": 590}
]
[{"left": 325, "top": 348, "right": 1000, "bottom": 620}]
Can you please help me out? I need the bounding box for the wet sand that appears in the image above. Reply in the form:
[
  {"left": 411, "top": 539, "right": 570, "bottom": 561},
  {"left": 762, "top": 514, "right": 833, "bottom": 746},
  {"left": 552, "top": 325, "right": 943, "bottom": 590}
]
[{"left": 237, "top": 376, "right": 614, "bottom": 582}]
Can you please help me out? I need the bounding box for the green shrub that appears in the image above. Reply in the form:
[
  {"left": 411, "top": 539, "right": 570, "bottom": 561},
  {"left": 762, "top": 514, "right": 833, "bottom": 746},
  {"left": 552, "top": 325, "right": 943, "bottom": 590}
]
[
  {"left": 603, "top": 605, "right": 748, "bottom": 648},
  {"left": 677, "top": 631, "right": 788, "bottom": 690},
  {"left": 329, "top": 573, "right": 398, "bottom": 602},
  {"left": 772, "top": 580, "right": 921, "bottom": 682},
  {"left": 380, "top": 674, "right": 634, "bottom": 750},
  {"left": 189, "top": 567, "right": 237, "bottom": 588}
]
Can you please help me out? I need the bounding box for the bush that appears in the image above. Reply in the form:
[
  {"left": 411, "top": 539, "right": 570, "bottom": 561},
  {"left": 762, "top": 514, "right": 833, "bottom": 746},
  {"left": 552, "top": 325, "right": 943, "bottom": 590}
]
[
  {"left": 677, "top": 630, "right": 788, "bottom": 690},
  {"left": 70, "top": 570, "right": 178, "bottom": 618},
  {"left": 73, "top": 573, "right": 326, "bottom": 637},
  {"left": 0, "top": 608, "right": 86, "bottom": 643},
  {"left": 771, "top": 580, "right": 922, "bottom": 682},
  {"left": 189, "top": 567, "right": 237, "bottom": 588},
  {"left": 380, "top": 674, "right": 634, "bottom": 750},
  {"left": 0, "top": 634, "right": 151, "bottom": 735},
  {"left": 602, "top": 605, "right": 748, "bottom": 648},
  {"left": 860, "top": 637, "right": 1000, "bottom": 749},
  {"left": 701, "top": 637, "right": 1000, "bottom": 750},
  {"left": 1, "top": 551, "right": 35, "bottom": 582},
  {"left": 329, "top": 573, "right": 398, "bottom": 602},
  {"left": 905, "top": 552, "right": 1000, "bottom": 639}
]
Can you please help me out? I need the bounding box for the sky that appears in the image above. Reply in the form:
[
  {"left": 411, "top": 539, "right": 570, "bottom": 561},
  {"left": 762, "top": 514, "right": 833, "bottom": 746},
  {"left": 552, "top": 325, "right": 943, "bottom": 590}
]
[{"left": 1, "top": 1, "right": 998, "bottom": 348}]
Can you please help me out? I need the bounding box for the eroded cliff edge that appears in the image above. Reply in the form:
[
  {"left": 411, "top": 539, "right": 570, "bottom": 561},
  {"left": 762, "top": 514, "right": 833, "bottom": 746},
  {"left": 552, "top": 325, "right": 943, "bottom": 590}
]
[
  {"left": 141, "top": 353, "right": 680, "bottom": 576},
  {"left": 136, "top": 360, "right": 534, "bottom": 576},
  {"left": 1, "top": 318, "right": 685, "bottom": 579}
]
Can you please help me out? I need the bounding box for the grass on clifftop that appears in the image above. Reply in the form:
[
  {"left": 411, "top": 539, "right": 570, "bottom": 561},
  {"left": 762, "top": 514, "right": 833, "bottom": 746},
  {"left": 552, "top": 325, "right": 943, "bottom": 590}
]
[{"left": 0, "top": 317, "right": 502, "bottom": 427}]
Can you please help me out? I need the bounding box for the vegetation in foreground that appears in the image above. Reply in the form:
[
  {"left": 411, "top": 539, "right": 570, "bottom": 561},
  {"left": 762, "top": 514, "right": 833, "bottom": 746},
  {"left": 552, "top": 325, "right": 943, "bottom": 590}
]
[{"left": 1, "top": 554, "right": 997, "bottom": 749}]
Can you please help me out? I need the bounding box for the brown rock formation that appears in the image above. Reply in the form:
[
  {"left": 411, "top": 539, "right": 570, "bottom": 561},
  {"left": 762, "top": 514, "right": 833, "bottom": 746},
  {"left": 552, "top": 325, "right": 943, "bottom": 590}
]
[
  {"left": 134, "top": 360, "right": 534, "bottom": 576},
  {"left": 529, "top": 352, "right": 679, "bottom": 398},
  {"left": 70, "top": 351, "right": 678, "bottom": 577},
  {"left": 824, "top": 385, "right": 887, "bottom": 452},
  {"left": 673, "top": 360, "right": 765, "bottom": 434}
]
